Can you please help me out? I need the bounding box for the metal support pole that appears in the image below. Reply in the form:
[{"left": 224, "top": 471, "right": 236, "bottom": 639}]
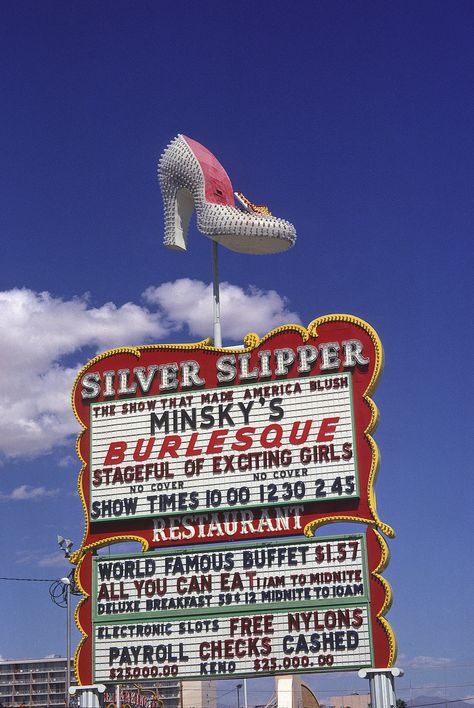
[
  {"left": 66, "top": 582, "right": 71, "bottom": 707},
  {"left": 236, "top": 683, "right": 242, "bottom": 708},
  {"left": 116, "top": 684, "right": 121, "bottom": 708},
  {"left": 61, "top": 577, "right": 72, "bottom": 708},
  {"left": 243, "top": 679, "right": 248, "bottom": 708},
  {"left": 212, "top": 241, "right": 222, "bottom": 348},
  {"left": 358, "top": 668, "right": 404, "bottom": 708}
]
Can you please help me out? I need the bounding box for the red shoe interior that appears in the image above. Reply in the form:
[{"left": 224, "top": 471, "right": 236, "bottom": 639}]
[{"left": 182, "top": 135, "right": 236, "bottom": 207}]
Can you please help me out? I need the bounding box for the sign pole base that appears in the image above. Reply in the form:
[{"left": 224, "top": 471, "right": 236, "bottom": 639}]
[
  {"left": 276, "top": 675, "right": 303, "bottom": 708},
  {"left": 358, "top": 668, "right": 404, "bottom": 708},
  {"left": 69, "top": 684, "right": 106, "bottom": 708}
]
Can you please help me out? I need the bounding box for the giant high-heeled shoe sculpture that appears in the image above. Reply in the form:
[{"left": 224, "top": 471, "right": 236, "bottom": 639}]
[{"left": 158, "top": 135, "right": 296, "bottom": 254}]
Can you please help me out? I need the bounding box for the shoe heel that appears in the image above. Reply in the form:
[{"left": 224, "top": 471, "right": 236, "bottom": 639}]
[{"left": 161, "top": 180, "right": 194, "bottom": 251}]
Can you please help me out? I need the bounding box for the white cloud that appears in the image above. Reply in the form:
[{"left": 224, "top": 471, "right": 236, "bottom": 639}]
[
  {"left": 405, "top": 655, "right": 457, "bottom": 669},
  {"left": 15, "top": 549, "right": 70, "bottom": 568},
  {"left": 37, "top": 552, "right": 72, "bottom": 568},
  {"left": 0, "top": 485, "right": 60, "bottom": 501},
  {"left": 57, "top": 455, "right": 77, "bottom": 468},
  {"left": 0, "top": 283, "right": 299, "bottom": 460},
  {"left": 0, "top": 288, "right": 168, "bottom": 459},
  {"left": 144, "top": 278, "right": 300, "bottom": 341}
]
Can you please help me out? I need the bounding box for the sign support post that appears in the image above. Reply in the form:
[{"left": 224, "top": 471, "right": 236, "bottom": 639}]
[
  {"left": 212, "top": 240, "right": 222, "bottom": 347},
  {"left": 276, "top": 675, "right": 303, "bottom": 708},
  {"left": 69, "top": 684, "right": 106, "bottom": 708},
  {"left": 358, "top": 668, "right": 404, "bottom": 708}
]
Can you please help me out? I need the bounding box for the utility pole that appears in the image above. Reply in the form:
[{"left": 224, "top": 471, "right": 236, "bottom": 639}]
[
  {"left": 60, "top": 576, "right": 71, "bottom": 708},
  {"left": 57, "top": 535, "right": 75, "bottom": 708},
  {"left": 236, "top": 683, "right": 242, "bottom": 708}
]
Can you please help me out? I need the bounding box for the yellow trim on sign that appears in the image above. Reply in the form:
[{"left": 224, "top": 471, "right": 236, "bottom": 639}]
[
  {"left": 303, "top": 313, "right": 394, "bottom": 539},
  {"left": 371, "top": 530, "right": 397, "bottom": 665},
  {"left": 72, "top": 535, "right": 151, "bottom": 684},
  {"left": 72, "top": 552, "right": 89, "bottom": 684}
]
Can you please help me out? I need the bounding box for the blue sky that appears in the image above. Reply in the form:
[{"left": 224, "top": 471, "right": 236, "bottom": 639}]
[{"left": 0, "top": 1, "right": 472, "bottom": 705}]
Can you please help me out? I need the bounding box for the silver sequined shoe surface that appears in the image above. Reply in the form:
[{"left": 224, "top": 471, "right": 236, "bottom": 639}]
[{"left": 158, "top": 134, "right": 297, "bottom": 254}]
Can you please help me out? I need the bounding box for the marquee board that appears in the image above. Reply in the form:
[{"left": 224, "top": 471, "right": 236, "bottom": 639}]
[
  {"left": 91, "top": 534, "right": 373, "bottom": 682},
  {"left": 88, "top": 370, "right": 358, "bottom": 522}
]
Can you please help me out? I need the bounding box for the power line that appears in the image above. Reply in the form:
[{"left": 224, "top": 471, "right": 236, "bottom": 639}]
[
  {"left": 217, "top": 687, "right": 241, "bottom": 699},
  {"left": 405, "top": 701, "right": 473, "bottom": 708},
  {"left": 402, "top": 684, "right": 474, "bottom": 690},
  {"left": 232, "top": 685, "right": 474, "bottom": 696},
  {"left": 0, "top": 576, "right": 59, "bottom": 582}
]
